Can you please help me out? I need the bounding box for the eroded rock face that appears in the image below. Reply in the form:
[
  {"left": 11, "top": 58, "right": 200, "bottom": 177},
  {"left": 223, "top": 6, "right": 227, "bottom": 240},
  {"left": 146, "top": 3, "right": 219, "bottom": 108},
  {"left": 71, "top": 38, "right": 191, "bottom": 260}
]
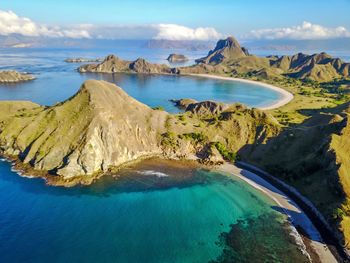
[
  {"left": 0, "top": 70, "right": 35, "bottom": 83},
  {"left": 78, "top": 55, "right": 174, "bottom": 74},
  {"left": 0, "top": 80, "right": 168, "bottom": 178}
]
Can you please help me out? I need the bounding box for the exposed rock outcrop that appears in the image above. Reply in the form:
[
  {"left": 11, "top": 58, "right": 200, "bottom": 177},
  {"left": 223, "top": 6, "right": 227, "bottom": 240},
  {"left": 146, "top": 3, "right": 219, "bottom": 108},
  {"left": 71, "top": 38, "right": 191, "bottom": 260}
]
[
  {"left": 78, "top": 55, "right": 174, "bottom": 74},
  {"left": 167, "top": 54, "right": 189, "bottom": 63},
  {"left": 0, "top": 70, "right": 35, "bottom": 83}
]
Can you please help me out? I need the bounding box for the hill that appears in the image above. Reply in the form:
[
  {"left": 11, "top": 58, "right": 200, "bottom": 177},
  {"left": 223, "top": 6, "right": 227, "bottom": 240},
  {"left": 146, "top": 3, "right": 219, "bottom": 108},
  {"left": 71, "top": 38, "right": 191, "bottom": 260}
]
[
  {"left": 79, "top": 55, "right": 174, "bottom": 74},
  {"left": 239, "top": 102, "right": 350, "bottom": 247}
]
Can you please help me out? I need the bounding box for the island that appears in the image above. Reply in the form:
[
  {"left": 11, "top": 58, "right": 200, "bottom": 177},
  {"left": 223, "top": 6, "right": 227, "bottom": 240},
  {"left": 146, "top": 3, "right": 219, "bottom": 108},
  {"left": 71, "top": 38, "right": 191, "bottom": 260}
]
[
  {"left": 64, "top": 58, "right": 103, "bottom": 63},
  {"left": 0, "top": 70, "right": 35, "bottom": 83},
  {"left": 167, "top": 54, "right": 189, "bottom": 63},
  {"left": 78, "top": 55, "right": 175, "bottom": 74}
]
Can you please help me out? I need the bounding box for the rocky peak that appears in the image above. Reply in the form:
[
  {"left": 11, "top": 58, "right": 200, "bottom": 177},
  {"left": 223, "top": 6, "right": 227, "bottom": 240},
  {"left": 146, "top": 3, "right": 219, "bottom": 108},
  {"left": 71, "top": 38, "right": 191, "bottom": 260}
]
[{"left": 196, "top": 36, "right": 248, "bottom": 64}]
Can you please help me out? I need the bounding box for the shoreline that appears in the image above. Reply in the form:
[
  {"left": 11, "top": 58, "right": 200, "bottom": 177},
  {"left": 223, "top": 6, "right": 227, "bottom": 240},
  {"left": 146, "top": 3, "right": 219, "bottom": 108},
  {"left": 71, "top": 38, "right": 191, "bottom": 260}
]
[
  {"left": 187, "top": 73, "right": 294, "bottom": 110},
  {"left": 217, "top": 163, "right": 338, "bottom": 263}
]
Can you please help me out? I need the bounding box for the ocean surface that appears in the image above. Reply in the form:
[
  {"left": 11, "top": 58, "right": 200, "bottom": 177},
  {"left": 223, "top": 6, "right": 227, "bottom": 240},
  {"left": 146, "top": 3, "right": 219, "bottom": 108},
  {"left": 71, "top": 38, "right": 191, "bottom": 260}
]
[
  {"left": 0, "top": 159, "right": 307, "bottom": 262},
  {"left": 0, "top": 47, "right": 283, "bottom": 112}
]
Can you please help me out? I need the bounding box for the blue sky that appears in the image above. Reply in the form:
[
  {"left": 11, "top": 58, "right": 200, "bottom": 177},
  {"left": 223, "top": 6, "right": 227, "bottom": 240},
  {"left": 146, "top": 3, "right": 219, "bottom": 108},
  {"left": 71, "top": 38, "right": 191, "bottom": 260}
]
[{"left": 0, "top": 0, "right": 350, "bottom": 40}]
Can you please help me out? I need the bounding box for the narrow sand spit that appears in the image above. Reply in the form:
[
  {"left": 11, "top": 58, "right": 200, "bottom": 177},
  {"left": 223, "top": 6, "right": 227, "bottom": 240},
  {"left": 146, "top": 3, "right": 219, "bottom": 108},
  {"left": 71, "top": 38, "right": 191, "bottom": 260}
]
[
  {"left": 188, "top": 74, "right": 294, "bottom": 110},
  {"left": 217, "top": 163, "right": 338, "bottom": 263}
]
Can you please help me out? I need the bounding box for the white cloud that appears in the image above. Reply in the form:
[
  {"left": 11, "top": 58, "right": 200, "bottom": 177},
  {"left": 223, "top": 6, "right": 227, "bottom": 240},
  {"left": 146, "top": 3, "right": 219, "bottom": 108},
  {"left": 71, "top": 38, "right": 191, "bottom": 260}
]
[
  {"left": 0, "top": 9, "right": 222, "bottom": 41},
  {"left": 247, "top": 21, "right": 350, "bottom": 40},
  {"left": 0, "top": 10, "right": 90, "bottom": 38},
  {"left": 152, "top": 24, "right": 222, "bottom": 41}
]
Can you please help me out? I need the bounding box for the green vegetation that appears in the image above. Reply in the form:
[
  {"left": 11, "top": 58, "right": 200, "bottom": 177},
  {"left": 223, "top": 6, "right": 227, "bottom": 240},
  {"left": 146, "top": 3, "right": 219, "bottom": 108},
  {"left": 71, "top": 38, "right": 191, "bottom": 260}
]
[
  {"left": 179, "top": 132, "right": 206, "bottom": 143},
  {"left": 214, "top": 142, "right": 236, "bottom": 162},
  {"left": 152, "top": 106, "right": 165, "bottom": 111}
]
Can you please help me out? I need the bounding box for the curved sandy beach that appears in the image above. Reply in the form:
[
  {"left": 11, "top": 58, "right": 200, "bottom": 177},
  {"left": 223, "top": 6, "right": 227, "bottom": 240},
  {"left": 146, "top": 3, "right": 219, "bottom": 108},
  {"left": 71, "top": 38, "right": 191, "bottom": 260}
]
[
  {"left": 188, "top": 74, "right": 294, "bottom": 110},
  {"left": 218, "top": 163, "right": 338, "bottom": 263}
]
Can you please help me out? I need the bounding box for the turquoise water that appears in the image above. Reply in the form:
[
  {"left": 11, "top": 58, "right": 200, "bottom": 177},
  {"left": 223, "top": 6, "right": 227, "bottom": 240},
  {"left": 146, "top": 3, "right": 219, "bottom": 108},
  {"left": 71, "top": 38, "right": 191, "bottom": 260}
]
[
  {"left": 0, "top": 159, "right": 306, "bottom": 262},
  {"left": 0, "top": 48, "right": 281, "bottom": 112}
]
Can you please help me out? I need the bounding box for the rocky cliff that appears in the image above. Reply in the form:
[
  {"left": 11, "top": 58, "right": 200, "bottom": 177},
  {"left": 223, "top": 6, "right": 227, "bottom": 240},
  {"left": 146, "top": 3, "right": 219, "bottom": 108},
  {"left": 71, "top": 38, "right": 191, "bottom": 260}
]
[
  {"left": 78, "top": 55, "right": 174, "bottom": 74},
  {"left": 0, "top": 70, "right": 35, "bottom": 83}
]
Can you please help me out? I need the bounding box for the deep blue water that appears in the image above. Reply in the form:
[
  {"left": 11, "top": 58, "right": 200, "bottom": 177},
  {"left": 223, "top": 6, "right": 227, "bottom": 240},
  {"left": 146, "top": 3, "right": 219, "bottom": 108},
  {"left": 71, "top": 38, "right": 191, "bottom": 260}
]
[
  {"left": 0, "top": 48, "right": 281, "bottom": 112},
  {"left": 0, "top": 159, "right": 305, "bottom": 263}
]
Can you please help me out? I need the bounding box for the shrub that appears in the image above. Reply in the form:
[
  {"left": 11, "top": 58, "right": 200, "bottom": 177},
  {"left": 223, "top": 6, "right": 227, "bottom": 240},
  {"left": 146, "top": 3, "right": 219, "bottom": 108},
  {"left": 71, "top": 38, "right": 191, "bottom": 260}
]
[
  {"left": 214, "top": 142, "right": 236, "bottom": 162},
  {"left": 153, "top": 106, "right": 165, "bottom": 111}
]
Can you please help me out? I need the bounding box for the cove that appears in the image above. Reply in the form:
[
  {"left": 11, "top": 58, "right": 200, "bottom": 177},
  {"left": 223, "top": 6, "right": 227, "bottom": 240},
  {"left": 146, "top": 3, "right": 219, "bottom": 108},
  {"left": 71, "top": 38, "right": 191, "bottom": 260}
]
[{"left": 0, "top": 159, "right": 307, "bottom": 262}]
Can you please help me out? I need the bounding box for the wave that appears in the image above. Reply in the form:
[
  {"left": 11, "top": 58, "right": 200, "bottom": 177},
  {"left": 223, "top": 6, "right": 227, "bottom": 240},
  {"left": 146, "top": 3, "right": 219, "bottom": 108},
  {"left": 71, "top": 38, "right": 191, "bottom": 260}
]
[{"left": 137, "top": 170, "right": 170, "bottom": 178}]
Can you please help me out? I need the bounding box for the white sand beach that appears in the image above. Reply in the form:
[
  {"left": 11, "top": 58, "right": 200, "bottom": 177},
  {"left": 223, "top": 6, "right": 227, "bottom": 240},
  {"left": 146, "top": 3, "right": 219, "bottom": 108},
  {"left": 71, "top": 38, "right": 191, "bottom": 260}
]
[
  {"left": 218, "top": 163, "right": 338, "bottom": 263},
  {"left": 188, "top": 74, "right": 294, "bottom": 110}
]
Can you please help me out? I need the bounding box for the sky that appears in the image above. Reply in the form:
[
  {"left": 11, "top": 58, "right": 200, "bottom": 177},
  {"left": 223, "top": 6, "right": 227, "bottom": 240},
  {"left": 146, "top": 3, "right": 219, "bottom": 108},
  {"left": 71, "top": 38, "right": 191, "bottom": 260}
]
[{"left": 0, "top": 0, "right": 350, "bottom": 40}]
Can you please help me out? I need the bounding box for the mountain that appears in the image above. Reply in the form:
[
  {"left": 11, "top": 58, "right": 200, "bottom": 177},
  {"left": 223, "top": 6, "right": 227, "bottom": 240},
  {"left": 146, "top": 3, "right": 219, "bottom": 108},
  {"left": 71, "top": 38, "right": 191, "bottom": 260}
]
[
  {"left": 79, "top": 55, "right": 174, "bottom": 74},
  {"left": 0, "top": 80, "right": 168, "bottom": 185},
  {"left": 196, "top": 36, "right": 249, "bottom": 64},
  {"left": 0, "top": 70, "right": 35, "bottom": 83},
  {"left": 180, "top": 36, "right": 350, "bottom": 82}
]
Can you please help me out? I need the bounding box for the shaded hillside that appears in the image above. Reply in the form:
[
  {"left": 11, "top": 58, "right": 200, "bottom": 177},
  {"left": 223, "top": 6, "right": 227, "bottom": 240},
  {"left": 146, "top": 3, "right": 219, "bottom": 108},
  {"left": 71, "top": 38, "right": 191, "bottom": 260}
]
[
  {"left": 79, "top": 55, "right": 174, "bottom": 74},
  {"left": 238, "top": 102, "right": 350, "bottom": 247}
]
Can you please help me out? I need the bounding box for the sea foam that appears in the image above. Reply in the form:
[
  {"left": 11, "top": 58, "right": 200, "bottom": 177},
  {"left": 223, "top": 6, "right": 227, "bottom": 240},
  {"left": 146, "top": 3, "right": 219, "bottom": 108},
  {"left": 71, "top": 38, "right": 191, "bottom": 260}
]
[{"left": 137, "top": 170, "right": 170, "bottom": 178}]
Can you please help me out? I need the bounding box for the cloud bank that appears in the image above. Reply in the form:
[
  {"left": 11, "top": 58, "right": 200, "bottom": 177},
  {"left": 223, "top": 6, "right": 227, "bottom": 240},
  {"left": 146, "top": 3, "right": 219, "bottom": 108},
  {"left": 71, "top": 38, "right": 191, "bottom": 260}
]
[
  {"left": 247, "top": 21, "right": 350, "bottom": 40},
  {"left": 0, "top": 10, "right": 91, "bottom": 38},
  {"left": 0, "top": 9, "right": 221, "bottom": 41}
]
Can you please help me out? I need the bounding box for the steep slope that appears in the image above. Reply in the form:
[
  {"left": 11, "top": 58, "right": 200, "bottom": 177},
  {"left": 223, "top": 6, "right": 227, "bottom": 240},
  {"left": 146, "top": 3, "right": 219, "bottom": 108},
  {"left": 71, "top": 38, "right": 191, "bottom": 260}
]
[
  {"left": 0, "top": 80, "right": 168, "bottom": 184},
  {"left": 0, "top": 70, "right": 35, "bottom": 83},
  {"left": 196, "top": 36, "right": 249, "bottom": 64},
  {"left": 79, "top": 55, "right": 173, "bottom": 74},
  {"left": 239, "top": 102, "right": 350, "bottom": 246}
]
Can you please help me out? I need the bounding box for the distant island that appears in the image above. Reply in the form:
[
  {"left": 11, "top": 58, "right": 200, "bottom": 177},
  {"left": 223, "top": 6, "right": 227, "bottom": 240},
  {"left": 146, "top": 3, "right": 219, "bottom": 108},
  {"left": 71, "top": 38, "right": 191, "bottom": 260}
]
[
  {"left": 0, "top": 70, "right": 35, "bottom": 83},
  {"left": 167, "top": 54, "right": 189, "bottom": 63},
  {"left": 64, "top": 58, "right": 103, "bottom": 63}
]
